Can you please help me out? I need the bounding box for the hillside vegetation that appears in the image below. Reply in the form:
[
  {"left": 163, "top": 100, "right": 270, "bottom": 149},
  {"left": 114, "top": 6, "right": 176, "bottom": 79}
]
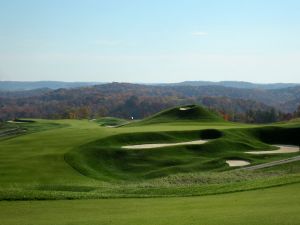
[{"left": 1, "top": 83, "right": 300, "bottom": 122}]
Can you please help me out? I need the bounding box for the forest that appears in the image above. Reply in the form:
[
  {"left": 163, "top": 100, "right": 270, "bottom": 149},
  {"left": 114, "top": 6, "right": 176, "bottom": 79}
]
[{"left": 1, "top": 82, "right": 300, "bottom": 123}]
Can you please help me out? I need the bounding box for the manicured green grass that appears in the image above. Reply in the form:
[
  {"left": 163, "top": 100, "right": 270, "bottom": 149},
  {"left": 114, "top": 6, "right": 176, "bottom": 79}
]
[
  {"left": 94, "top": 117, "right": 128, "bottom": 127},
  {"left": 0, "top": 105, "right": 300, "bottom": 224},
  {"left": 0, "top": 105, "right": 299, "bottom": 201},
  {"left": 66, "top": 125, "right": 299, "bottom": 182},
  {"left": 0, "top": 118, "right": 298, "bottom": 200},
  {"left": 130, "top": 104, "right": 224, "bottom": 126},
  {"left": 0, "top": 119, "right": 109, "bottom": 186},
  {"left": 0, "top": 183, "right": 299, "bottom": 225},
  {"left": 0, "top": 120, "right": 67, "bottom": 141}
]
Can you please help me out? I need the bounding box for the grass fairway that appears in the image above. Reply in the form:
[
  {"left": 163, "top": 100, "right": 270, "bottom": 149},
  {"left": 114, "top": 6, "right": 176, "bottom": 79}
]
[
  {"left": 0, "top": 183, "right": 299, "bottom": 225},
  {"left": 0, "top": 105, "right": 299, "bottom": 224}
]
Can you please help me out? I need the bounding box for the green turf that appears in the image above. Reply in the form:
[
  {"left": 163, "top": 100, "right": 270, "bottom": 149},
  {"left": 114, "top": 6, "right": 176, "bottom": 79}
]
[
  {"left": 65, "top": 126, "right": 299, "bottom": 182},
  {"left": 94, "top": 117, "right": 128, "bottom": 127},
  {"left": 0, "top": 183, "right": 299, "bottom": 225},
  {"left": 128, "top": 105, "right": 224, "bottom": 126},
  {"left": 0, "top": 105, "right": 299, "bottom": 198},
  {"left": 0, "top": 105, "right": 300, "bottom": 224}
]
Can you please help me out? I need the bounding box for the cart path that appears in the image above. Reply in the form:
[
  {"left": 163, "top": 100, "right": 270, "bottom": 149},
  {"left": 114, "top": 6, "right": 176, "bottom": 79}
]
[{"left": 241, "top": 155, "right": 300, "bottom": 171}]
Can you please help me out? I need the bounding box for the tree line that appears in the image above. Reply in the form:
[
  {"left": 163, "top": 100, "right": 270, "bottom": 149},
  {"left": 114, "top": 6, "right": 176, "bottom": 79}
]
[{"left": 1, "top": 83, "right": 300, "bottom": 123}]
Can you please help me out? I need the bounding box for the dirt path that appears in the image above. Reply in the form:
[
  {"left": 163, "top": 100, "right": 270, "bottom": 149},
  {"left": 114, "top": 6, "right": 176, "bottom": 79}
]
[
  {"left": 122, "top": 140, "right": 208, "bottom": 149},
  {"left": 241, "top": 155, "right": 300, "bottom": 171}
]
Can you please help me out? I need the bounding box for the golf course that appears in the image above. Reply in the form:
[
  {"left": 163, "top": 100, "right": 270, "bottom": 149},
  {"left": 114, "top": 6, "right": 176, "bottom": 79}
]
[{"left": 0, "top": 105, "right": 300, "bottom": 225}]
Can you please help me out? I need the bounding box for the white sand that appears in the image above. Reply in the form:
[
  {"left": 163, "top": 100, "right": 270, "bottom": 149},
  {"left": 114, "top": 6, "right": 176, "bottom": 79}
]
[
  {"left": 179, "top": 107, "right": 192, "bottom": 111},
  {"left": 246, "top": 145, "right": 299, "bottom": 155},
  {"left": 7, "top": 121, "right": 25, "bottom": 124},
  {"left": 226, "top": 160, "right": 250, "bottom": 167},
  {"left": 122, "top": 140, "right": 208, "bottom": 149}
]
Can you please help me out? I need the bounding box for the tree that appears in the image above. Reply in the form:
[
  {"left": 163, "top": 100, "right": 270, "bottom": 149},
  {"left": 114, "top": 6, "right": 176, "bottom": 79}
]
[{"left": 295, "top": 105, "right": 300, "bottom": 117}]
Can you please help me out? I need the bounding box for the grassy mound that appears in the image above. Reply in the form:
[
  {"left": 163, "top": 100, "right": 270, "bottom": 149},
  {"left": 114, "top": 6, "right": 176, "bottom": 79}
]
[
  {"left": 130, "top": 105, "right": 224, "bottom": 125},
  {"left": 66, "top": 126, "right": 297, "bottom": 181},
  {"left": 66, "top": 113, "right": 300, "bottom": 182},
  {"left": 1, "top": 118, "right": 300, "bottom": 200}
]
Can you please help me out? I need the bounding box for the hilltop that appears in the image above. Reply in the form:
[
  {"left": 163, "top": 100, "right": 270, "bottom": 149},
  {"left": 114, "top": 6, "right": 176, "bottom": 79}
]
[{"left": 132, "top": 105, "right": 224, "bottom": 125}]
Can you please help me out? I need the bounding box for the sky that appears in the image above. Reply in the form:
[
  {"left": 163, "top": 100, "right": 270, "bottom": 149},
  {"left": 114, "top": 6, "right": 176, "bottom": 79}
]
[{"left": 0, "top": 0, "right": 300, "bottom": 83}]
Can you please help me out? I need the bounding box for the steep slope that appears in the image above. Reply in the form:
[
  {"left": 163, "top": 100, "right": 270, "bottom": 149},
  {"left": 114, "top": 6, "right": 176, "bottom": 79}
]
[{"left": 132, "top": 105, "right": 224, "bottom": 125}]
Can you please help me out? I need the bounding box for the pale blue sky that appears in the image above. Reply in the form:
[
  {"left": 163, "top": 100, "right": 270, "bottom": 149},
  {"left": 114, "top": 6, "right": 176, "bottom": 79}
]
[{"left": 0, "top": 0, "right": 300, "bottom": 83}]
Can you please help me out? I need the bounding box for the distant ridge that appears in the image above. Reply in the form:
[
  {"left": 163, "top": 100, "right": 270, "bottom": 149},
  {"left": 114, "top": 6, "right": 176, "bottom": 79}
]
[
  {"left": 0, "top": 81, "right": 103, "bottom": 91},
  {"left": 158, "top": 81, "right": 300, "bottom": 90},
  {"left": 1, "top": 80, "right": 300, "bottom": 91},
  {"left": 1, "top": 82, "right": 300, "bottom": 122}
]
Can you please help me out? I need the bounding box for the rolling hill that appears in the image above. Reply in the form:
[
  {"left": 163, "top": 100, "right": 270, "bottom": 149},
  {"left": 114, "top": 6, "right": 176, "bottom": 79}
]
[
  {"left": 132, "top": 105, "right": 224, "bottom": 125},
  {"left": 161, "top": 80, "right": 300, "bottom": 89}
]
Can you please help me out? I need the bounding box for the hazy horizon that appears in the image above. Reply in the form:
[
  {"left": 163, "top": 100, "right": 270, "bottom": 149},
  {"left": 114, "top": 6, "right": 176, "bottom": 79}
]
[
  {"left": 1, "top": 80, "right": 300, "bottom": 85},
  {"left": 1, "top": 0, "right": 300, "bottom": 83}
]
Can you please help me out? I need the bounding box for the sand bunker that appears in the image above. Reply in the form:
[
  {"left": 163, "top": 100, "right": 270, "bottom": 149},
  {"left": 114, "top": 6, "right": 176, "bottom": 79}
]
[
  {"left": 7, "top": 121, "right": 26, "bottom": 124},
  {"left": 246, "top": 145, "right": 299, "bottom": 155},
  {"left": 226, "top": 160, "right": 250, "bottom": 167},
  {"left": 179, "top": 107, "right": 192, "bottom": 111},
  {"left": 122, "top": 140, "right": 208, "bottom": 149}
]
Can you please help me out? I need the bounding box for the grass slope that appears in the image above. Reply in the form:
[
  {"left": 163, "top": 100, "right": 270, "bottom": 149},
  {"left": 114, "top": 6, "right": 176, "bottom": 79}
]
[
  {"left": 66, "top": 126, "right": 300, "bottom": 181},
  {"left": 0, "top": 105, "right": 299, "bottom": 200},
  {"left": 0, "top": 183, "right": 299, "bottom": 225},
  {"left": 94, "top": 117, "right": 128, "bottom": 127},
  {"left": 129, "top": 104, "right": 224, "bottom": 126}
]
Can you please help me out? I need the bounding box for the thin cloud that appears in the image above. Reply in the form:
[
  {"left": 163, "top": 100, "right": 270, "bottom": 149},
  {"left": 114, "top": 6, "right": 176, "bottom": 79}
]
[{"left": 191, "top": 31, "right": 208, "bottom": 37}]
